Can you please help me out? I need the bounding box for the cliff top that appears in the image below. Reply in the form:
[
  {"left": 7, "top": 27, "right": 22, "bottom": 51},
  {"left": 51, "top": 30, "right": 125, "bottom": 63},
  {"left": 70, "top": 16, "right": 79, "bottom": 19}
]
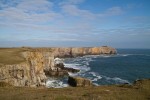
[
  {"left": 0, "top": 48, "right": 26, "bottom": 65},
  {"left": 0, "top": 46, "right": 116, "bottom": 65},
  {"left": 0, "top": 47, "right": 53, "bottom": 65}
]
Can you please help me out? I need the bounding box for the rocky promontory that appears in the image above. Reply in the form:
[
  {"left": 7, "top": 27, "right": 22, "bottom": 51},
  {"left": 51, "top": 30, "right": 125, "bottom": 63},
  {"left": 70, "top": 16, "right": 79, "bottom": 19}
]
[
  {"left": 52, "top": 46, "right": 117, "bottom": 57},
  {"left": 0, "top": 46, "right": 117, "bottom": 87}
]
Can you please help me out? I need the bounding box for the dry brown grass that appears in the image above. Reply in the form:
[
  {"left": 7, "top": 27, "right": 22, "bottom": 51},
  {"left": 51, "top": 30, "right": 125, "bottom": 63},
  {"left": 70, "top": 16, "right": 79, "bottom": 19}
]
[
  {"left": 0, "top": 47, "right": 52, "bottom": 65},
  {"left": 0, "top": 79, "right": 149, "bottom": 100},
  {"left": 0, "top": 48, "right": 27, "bottom": 65}
]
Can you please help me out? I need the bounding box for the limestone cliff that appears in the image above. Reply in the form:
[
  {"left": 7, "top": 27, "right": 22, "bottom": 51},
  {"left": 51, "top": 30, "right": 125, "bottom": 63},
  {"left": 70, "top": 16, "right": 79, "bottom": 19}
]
[
  {"left": 0, "top": 46, "right": 117, "bottom": 87},
  {"left": 0, "top": 51, "right": 54, "bottom": 87},
  {"left": 52, "top": 46, "right": 117, "bottom": 57}
]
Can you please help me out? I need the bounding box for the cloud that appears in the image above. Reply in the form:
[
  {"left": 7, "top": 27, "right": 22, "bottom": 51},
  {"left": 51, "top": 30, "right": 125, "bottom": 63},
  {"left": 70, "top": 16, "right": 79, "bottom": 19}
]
[
  {"left": 61, "top": 4, "right": 96, "bottom": 19},
  {"left": 59, "top": 0, "right": 85, "bottom": 5},
  {"left": 104, "top": 7, "right": 123, "bottom": 16},
  {"left": 61, "top": 1, "right": 123, "bottom": 19},
  {"left": 0, "top": 0, "right": 61, "bottom": 24},
  {"left": 16, "top": 0, "right": 53, "bottom": 13},
  {"left": 1, "top": 0, "right": 149, "bottom": 48}
]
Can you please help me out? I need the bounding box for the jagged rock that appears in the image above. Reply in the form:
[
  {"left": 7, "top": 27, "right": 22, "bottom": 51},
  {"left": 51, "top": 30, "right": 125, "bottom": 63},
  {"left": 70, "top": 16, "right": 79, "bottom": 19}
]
[
  {"left": 68, "top": 76, "right": 93, "bottom": 87},
  {"left": 54, "top": 58, "right": 80, "bottom": 73},
  {"left": 64, "top": 67, "right": 80, "bottom": 73},
  {"left": 44, "top": 59, "right": 79, "bottom": 77},
  {"left": 44, "top": 70, "right": 69, "bottom": 77}
]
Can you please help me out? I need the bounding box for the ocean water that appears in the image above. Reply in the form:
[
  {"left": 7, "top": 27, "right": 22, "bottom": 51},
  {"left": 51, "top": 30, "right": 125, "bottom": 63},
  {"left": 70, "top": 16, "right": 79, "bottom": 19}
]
[{"left": 46, "top": 49, "right": 150, "bottom": 88}]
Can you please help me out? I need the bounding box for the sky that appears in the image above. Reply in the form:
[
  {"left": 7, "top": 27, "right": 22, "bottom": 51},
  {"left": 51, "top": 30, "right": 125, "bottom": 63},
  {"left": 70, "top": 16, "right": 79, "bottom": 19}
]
[{"left": 0, "top": 0, "right": 150, "bottom": 48}]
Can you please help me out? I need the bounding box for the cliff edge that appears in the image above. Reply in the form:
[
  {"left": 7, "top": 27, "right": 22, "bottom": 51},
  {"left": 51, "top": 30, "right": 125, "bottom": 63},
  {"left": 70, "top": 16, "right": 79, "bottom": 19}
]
[{"left": 0, "top": 46, "right": 117, "bottom": 87}]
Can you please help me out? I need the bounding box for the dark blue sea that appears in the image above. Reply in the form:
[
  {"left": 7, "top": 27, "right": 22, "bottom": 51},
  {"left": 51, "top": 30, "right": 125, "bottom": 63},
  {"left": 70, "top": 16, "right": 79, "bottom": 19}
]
[{"left": 46, "top": 49, "right": 150, "bottom": 88}]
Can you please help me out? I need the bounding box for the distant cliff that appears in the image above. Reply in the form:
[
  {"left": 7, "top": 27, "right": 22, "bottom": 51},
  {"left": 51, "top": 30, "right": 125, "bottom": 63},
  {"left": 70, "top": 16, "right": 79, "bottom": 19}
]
[
  {"left": 52, "top": 46, "right": 117, "bottom": 57},
  {"left": 0, "top": 46, "right": 117, "bottom": 87}
]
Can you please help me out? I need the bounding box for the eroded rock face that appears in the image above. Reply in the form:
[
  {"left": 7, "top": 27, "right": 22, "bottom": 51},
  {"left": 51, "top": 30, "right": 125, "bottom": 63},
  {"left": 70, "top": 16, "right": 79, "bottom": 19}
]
[
  {"left": 68, "top": 76, "right": 93, "bottom": 87},
  {"left": 0, "top": 51, "right": 54, "bottom": 87}
]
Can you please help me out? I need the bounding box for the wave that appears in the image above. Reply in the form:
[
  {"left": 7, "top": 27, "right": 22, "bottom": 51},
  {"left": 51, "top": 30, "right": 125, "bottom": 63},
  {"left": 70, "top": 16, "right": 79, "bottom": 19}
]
[
  {"left": 64, "top": 63, "right": 91, "bottom": 72},
  {"left": 88, "top": 72, "right": 102, "bottom": 82},
  {"left": 104, "top": 76, "right": 129, "bottom": 84},
  {"left": 46, "top": 78, "right": 68, "bottom": 88},
  {"left": 117, "top": 54, "right": 150, "bottom": 57}
]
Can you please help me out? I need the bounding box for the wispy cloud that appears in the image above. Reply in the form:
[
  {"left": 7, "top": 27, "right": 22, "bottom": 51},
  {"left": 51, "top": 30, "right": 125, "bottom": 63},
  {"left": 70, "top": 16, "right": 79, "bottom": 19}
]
[
  {"left": 0, "top": 0, "right": 61, "bottom": 24},
  {"left": 0, "top": 0, "right": 149, "bottom": 48},
  {"left": 61, "top": 1, "right": 123, "bottom": 19}
]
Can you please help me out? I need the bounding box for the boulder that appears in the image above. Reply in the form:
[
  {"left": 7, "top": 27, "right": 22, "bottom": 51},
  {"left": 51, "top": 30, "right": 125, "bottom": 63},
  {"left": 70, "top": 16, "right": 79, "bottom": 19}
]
[{"left": 68, "top": 76, "right": 93, "bottom": 87}]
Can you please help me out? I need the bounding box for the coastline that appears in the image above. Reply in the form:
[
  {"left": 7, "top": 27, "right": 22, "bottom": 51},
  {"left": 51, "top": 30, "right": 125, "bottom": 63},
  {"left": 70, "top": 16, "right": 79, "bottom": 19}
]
[
  {"left": 0, "top": 46, "right": 116, "bottom": 87},
  {"left": 0, "top": 47, "right": 150, "bottom": 99}
]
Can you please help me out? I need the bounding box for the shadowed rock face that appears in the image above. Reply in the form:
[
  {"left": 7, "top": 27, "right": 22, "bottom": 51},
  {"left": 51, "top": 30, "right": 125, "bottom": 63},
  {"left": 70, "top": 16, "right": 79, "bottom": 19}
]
[
  {"left": 0, "top": 46, "right": 116, "bottom": 87},
  {"left": 52, "top": 46, "right": 117, "bottom": 57},
  {"left": 68, "top": 76, "right": 93, "bottom": 87},
  {"left": 44, "top": 59, "right": 79, "bottom": 77}
]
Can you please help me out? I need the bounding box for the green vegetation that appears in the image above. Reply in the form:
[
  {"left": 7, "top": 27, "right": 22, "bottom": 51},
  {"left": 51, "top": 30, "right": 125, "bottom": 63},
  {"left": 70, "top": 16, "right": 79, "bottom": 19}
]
[{"left": 0, "top": 79, "right": 149, "bottom": 100}]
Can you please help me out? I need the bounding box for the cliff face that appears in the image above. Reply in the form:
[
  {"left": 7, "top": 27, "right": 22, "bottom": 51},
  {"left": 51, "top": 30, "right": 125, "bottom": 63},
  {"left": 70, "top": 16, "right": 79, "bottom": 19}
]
[
  {"left": 52, "top": 46, "right": 117, "bottom": 57},
  {"left": 0, "top": 46, "right": 117, "bottom": 87},
  {"left": 0, "top": 51, "right": 55, "bottom": 87}
]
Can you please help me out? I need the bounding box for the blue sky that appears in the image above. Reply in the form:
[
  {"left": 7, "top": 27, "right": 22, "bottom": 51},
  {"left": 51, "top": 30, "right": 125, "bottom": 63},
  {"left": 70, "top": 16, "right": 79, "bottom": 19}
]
[{"left": 0, "top": 0, "right": 150, "bottom": 48}]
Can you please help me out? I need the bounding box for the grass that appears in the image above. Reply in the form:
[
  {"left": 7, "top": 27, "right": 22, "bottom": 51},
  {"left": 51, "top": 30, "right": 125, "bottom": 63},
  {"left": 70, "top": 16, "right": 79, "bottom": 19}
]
[
  {"left": 0, "top": 79, "right": 149, "bottom": 100},
  {"left": 0, "top": 48, "right": 27, "bottom": 65},
  {"left": 0, "top": 47, "right": 53, "bottom": 65}
]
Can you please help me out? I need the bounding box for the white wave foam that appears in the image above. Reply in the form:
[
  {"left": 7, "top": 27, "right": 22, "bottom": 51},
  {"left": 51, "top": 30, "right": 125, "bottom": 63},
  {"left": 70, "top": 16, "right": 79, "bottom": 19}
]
[
  {"left": 104, "top": 76, "right": 129, "bottom": 83},
  {"left": 64, "top": 63, "right": 81, "bottom": 68},
  {"left": 93, "top": 83, "right": 99, "bottom": 86},
  {"left": 88, "top": 72, "right": 102, "bottom": 82},
  {"left": 68, "top": 72, "right": 79, "bottom": 76},
  {"left": 83, "top": 55, "right": 100, "bottom": 58},
  {"left": 117, "top": 54, "right": 150, "bottom": 57},
  {"left": 46, "top": 78, "right": 68, "bottom": 88},
  {"left": 64, "top": 63, "right": 91, "bottom": 72}
]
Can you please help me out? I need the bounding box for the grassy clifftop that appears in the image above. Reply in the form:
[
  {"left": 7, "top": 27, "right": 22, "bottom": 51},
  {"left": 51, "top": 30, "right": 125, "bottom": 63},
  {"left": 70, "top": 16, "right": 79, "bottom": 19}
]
[
  {"left": 0, "top": 47, "right": 52, "bottom": 65},
  {"left": 0, "top": 48, "right": 27, "bottom": 65},
  {"left": 0, "top": 79, "right": 150, "bottom": 100}
]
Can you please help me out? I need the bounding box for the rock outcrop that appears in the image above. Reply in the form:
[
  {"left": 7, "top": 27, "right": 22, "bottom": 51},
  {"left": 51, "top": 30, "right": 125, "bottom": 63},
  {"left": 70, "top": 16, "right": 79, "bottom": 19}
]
[
  {"left": 68, "top": 76, "right": 93, "bottom": 87},
  {"left": 44, "top": 57, "right": 79, "bottom": 77}
]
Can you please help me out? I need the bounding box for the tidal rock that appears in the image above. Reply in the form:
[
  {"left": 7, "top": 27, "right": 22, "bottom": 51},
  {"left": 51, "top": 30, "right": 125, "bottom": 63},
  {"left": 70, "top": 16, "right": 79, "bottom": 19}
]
[
  {"left": 68, "top": 76, "right": 93, "bottom": 87},
  {"left": 44, "top": 70, "right": 68, "bottom": 77}
]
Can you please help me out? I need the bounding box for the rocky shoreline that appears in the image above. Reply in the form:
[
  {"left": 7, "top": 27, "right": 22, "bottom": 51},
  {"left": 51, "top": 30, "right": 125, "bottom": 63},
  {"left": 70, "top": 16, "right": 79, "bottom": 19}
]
[{"left": 0, "top": 46, "right": 117, "bottom": 87}]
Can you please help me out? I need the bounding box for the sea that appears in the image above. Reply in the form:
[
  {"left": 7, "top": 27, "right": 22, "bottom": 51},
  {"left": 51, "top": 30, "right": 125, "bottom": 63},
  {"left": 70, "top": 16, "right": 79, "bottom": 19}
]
[{"left": 46, "top": 49, "right": 150, "bottom": 88}]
